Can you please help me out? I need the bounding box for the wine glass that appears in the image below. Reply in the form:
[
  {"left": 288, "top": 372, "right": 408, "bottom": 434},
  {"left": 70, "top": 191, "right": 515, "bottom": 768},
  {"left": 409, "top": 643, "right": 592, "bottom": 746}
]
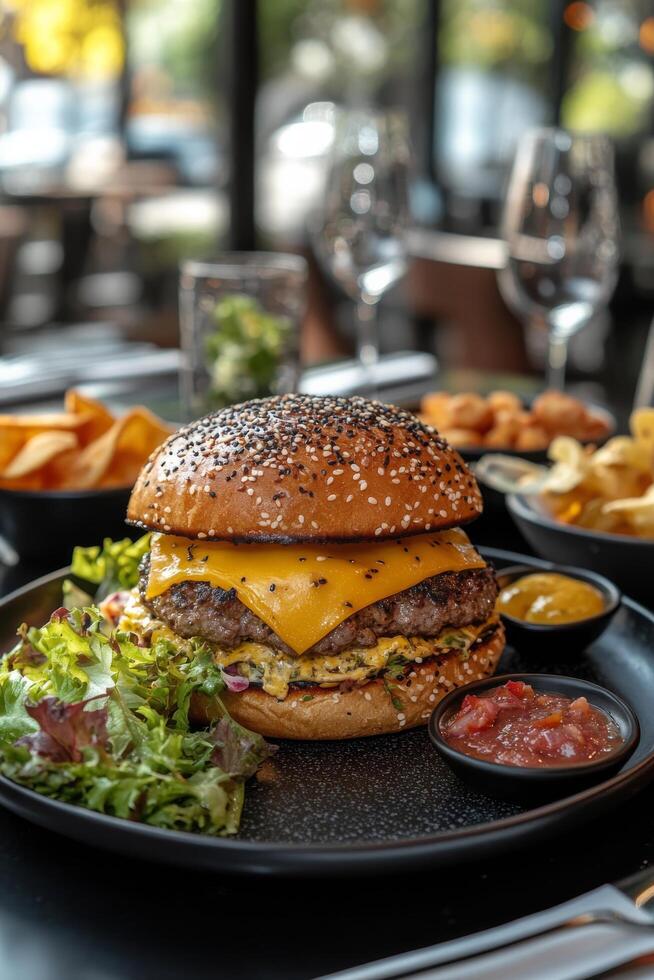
[
  {"left": 317, "top": 108, "right": 410, "bottom": 384},
  {"left": 498, "top": 128, "right": 620, "bottom": 390}
]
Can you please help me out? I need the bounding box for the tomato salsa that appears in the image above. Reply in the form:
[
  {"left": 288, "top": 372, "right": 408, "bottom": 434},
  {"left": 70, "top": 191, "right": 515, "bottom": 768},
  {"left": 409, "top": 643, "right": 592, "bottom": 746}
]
[{"left": 440, "top": 680, "right": 623, "bottom": 768}]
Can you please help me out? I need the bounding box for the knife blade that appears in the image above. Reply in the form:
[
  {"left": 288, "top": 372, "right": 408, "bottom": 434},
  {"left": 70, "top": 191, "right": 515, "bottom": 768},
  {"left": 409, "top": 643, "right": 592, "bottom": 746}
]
[{"left": 615, "top": 865, "right": 654, "bottom": 913}]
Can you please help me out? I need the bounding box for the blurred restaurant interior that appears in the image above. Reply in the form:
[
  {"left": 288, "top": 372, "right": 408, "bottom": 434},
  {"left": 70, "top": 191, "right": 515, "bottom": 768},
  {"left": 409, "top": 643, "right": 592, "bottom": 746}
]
[{"left": 0, "top": 0, "right": 653, "bottom": 426}]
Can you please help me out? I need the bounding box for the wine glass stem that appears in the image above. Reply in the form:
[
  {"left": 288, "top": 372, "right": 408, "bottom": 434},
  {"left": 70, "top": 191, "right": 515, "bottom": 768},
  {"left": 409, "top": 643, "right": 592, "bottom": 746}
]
[
  {"left": 356, "top": 295, "right": 379, "bottom": 391},
  {"left": 547, "top": 331, "right": 568, "bottom": 390}
]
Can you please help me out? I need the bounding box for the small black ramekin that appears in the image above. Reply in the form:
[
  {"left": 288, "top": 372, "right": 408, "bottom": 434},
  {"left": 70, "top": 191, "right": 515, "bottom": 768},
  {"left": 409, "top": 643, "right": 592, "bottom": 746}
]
[
  {"left": 495, "top": 563, "right": 621, "bottom": 659},
  {"left": 428, "top": 672, "right": 639, "bottom": 801}
]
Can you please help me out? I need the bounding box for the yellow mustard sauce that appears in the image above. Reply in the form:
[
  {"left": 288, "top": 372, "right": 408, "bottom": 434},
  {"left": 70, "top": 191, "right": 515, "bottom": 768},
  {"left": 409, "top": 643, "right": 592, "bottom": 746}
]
[{"left": 497, "top": 573, "right": 605, "bottom": 625}]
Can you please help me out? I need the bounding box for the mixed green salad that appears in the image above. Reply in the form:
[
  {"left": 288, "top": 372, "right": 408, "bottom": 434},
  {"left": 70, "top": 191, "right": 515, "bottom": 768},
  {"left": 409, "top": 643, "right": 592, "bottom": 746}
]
[
  {"left": 0, "top": 536, "right": 275, "bottom": 835},
  {"left": 204, "top": 293, "right": 294, "bottom": 409}
]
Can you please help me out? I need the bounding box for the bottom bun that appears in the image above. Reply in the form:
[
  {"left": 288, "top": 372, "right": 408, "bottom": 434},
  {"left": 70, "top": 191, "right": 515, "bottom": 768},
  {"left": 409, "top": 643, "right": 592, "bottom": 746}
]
[{"left": 191, "top": 623, "right": 505, "bottom": 740}]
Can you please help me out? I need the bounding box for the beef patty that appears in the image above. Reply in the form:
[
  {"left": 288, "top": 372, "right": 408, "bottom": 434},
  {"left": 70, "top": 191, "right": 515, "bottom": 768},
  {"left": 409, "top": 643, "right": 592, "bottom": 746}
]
[{"left": 140, "top": 556, "right": 497, "bottom": 657}]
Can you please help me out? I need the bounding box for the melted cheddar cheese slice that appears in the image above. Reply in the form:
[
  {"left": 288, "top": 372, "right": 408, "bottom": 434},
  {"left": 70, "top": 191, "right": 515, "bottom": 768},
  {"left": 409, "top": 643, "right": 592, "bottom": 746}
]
[{"left": 146, "top": 528, "right": 486, "bottom": 655}]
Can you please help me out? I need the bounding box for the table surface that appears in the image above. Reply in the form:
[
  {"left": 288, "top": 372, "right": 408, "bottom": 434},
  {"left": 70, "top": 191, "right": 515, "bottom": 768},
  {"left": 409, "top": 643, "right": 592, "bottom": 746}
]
[{"left": 0, "top": 521, "right": 653, "bottom": 980}]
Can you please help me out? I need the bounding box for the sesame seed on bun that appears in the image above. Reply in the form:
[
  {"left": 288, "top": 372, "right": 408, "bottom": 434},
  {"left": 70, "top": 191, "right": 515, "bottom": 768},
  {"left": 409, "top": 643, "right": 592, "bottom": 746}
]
[{"left": 127, "top": 394, "right": 484, "bottom": 542}]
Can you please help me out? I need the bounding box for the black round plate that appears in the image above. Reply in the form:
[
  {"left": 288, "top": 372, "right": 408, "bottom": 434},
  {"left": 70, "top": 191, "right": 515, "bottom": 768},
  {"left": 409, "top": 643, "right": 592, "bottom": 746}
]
[{"left": 0, "top": 549, "right": 653, "bottom": 877}]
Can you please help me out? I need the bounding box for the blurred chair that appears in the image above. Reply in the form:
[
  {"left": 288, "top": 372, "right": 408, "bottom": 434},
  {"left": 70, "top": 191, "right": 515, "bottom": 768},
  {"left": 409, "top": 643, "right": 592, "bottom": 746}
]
[{"left": 406, "top": 255, "right": 530, "bottom": 373}]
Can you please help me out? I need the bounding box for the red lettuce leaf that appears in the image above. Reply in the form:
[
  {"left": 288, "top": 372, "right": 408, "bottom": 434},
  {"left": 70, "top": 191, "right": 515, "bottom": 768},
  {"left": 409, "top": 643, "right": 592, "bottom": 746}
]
[
  {"left": 17, "top": 697, "right": 110, "bottom": 763},
  {"left": 210, "top": 717, "right": 277, "bottom": 778}
]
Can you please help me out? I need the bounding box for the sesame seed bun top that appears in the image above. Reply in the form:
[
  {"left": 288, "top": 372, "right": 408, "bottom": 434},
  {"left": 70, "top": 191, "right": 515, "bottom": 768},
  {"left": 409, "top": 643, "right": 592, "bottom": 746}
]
[{"left": 127, "top": 394, "right": 484, "bottom": 542}]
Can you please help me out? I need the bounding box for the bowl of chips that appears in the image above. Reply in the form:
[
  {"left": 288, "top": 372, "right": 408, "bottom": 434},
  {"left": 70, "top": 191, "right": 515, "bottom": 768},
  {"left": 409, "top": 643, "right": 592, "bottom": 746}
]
[
  {"left": 505, "top": 408, "right": 654, "bottom": 602},
  {"left": 0, "top": 391, "right": 174, "bottom": 562},
  {"left": 420, "top": 389, "right": 614, "bottom": 461}
]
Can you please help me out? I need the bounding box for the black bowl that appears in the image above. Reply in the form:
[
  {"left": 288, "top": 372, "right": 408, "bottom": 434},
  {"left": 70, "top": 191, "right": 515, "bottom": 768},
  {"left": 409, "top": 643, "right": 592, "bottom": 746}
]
[
  {"left": 0, "top": 486, "right": 135, "bottom": 564},
  {"left": 495, "top": 562, "right": 620, "bottom": 658},
  {"left": 429, "top": 672, "right": 639, "bottom": 801},
  {"left": 507, "top": 492, "right": 654, "bottom": 605}
]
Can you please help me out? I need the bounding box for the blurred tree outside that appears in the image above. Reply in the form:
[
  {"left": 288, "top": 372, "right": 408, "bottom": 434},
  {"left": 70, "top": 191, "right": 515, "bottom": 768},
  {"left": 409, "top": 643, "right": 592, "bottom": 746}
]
[
  {"left": 439, "top": 0, "right": 552, "bottom": 83},
  {"left": 258, "top": 0, "right": 424, "bottom": 100},
  {"left": 127, "top": 0, "right": 222, "bottom": 115},
  {"left": 2, "top": 0, "right": 124, "bottom": 80},
  {"left": 562, "top": 0, "right": 654, "bottom": 137}
]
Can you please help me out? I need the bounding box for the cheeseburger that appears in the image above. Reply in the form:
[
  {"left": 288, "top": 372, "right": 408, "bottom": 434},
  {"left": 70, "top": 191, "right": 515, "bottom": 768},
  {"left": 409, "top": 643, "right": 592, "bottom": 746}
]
[{"left": 125, "top": 394, "right": 504, "bottom": 739}]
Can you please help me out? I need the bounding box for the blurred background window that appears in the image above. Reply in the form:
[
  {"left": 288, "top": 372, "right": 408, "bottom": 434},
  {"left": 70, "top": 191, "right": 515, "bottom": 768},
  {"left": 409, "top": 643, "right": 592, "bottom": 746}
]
[
  {"left": 0, "top": 0, "right": 124, "bottom": 191},
  {"left": 126, "top": 0, "right": 224, "bottom": 188},
  {"left": 121, "top": 0, "right": 227, "bottom": 323},
  {"left": 435, "top": 0, "right": 553, "bottom": 227},
  {"left": 0, "top": 0, "right": 228, "bottom": 339},
  {"left": 0, "top": 0, "right": 652, "bottom": 410},
  {"left": 256, "top": 0, "right": 425, "bottom": 244}
]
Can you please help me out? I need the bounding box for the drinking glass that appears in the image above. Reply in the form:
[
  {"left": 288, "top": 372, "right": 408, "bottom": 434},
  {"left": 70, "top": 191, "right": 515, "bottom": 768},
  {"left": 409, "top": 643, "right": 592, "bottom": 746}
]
[
  {"left": 317, "top": 109, "right": 410, "bottom": 381},
  {"left": 179, "top": 254, "right": 306, "bottom": 420},
  {"left": 498, "top": 128, "right": 620, "bottom": 390}
]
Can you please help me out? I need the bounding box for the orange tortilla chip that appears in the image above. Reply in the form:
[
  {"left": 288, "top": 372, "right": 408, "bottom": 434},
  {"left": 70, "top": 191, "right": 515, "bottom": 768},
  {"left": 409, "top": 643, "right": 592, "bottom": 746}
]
[
  {"left": 0, "top": 473, "right": 46, "bottom": 491},
  {"left": 0, "top": 412, "right": 91, "bottom": 430},
  {"left": 0, "top": 411, "right": 91, "bottom": 472},
  {"left": 0, "top": 391, "right": 173, "bottom": 491},
  {"left": 116, "top": 406, "right": 172, "bottom": 456},
  {"left": 0, "top": 431, "right": 78, "bottom": 480},
  {"left": 50, "top": 408, "right": 173, "bottom": 490},
  {"left": 0, "top": 427, "right": 27, "bottom": 472},
  {"left": 96, "top": 453, "right": 148, "bottom": 489},
  {"left": 64, "top": 390, "right": 115, "bottom": 445}
]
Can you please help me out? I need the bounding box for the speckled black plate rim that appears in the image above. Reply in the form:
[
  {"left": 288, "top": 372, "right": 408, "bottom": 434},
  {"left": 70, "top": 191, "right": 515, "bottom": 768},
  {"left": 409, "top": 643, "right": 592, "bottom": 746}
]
[{"left": 0, "top": 549, "right": 653, "bottom": 878}]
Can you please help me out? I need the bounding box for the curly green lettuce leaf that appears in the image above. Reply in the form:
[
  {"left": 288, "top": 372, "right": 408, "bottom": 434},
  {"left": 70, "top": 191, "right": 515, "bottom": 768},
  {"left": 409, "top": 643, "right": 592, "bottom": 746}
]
[
  {"left": 0, "top": 605, "right": 275, "bottom": 836},
  {"left": 3, "top": 607, "right": 222, "bottom": 726},
  {"left": 2, "top": 693, "right": 263, "bottom": 834},
  {"left": 0, "top": 671, "right": 38, "bottom": 746},
  {"left": 5, "top": 608, "right": 115, "bottom": 703},
  {"left": 71, "top": 535, "right": 151, "bottom": 599},
  {"left": 0, "top": 736, "right": 243, "bottom": 834},
  {"left": 210, "top": 716, "right": 276, "bottom": 779}
]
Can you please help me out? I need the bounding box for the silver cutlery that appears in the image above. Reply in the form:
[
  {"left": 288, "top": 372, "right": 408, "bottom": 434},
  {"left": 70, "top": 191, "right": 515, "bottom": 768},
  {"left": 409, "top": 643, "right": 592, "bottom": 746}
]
[{"left": 320, "top": 866, "right": 654, "bottom": 980}]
